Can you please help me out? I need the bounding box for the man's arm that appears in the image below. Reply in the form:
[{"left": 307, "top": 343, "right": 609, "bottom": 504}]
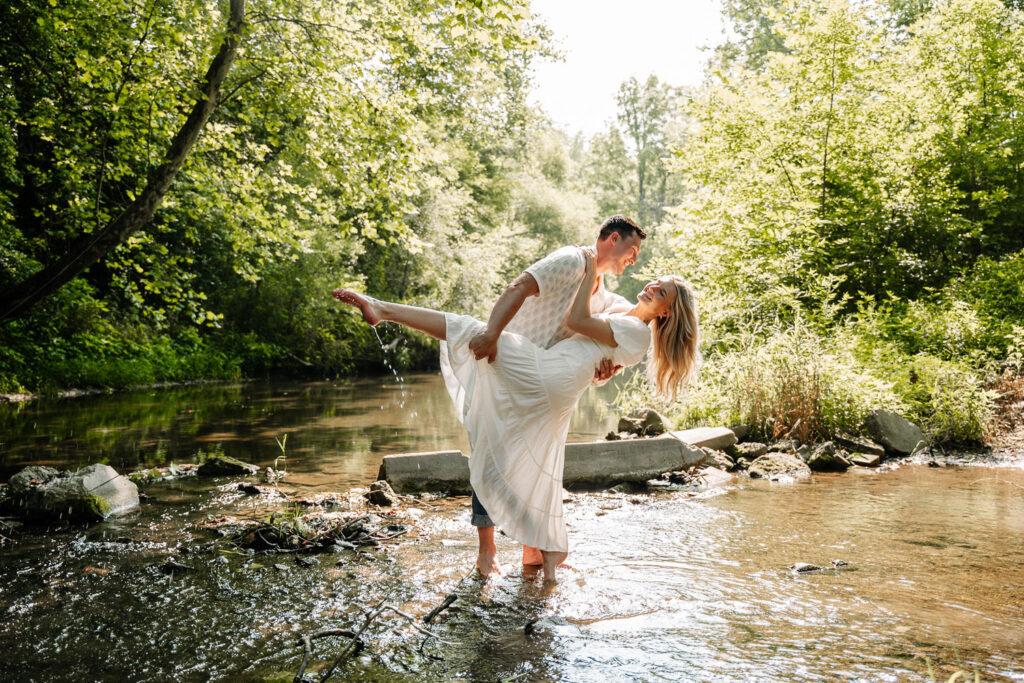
[{"left": 468, "top": 272, "right": 540, "bottom": 363}]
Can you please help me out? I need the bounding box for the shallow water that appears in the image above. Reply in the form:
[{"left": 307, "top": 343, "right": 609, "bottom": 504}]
[{"left": 2, "top": 377, "right": 1023, "bottom": 681}]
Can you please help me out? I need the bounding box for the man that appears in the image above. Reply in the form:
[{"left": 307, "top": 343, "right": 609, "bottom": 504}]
[{"left": 466, "top": 214, "right": 646, "bottom": 576}]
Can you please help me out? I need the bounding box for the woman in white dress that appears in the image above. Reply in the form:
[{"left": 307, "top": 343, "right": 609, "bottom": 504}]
[{"left": 333, "top": 250, "right": 700, "bottom": 582}]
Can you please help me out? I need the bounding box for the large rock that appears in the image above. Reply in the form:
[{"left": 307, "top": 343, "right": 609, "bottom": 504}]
[
  {"left": 863, "top": 410, "right": 925, "bottom": 456},
  {"left": 618, "top": 407, "right": 672, "bottom": 437},
  {"left": 834, "top": 433, "right": 885, "bottom": 457},
  {"left": 8, "top": 464, "right": 139, "bottom": 522},
  {"left": 663, "top": 427, "right": 738, "bottom": 451},
  {"left": 197, "top": 454, "right": 259, "bottom": 476},
  {"left": 806, "top": 442, "right": 852, "bottom": 472},
  {"left": 748, "top": 453, "right": 811, "bottom": 479}
]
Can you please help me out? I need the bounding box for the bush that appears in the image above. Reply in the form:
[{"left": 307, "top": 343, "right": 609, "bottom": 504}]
[{"left": 619, "top": 323, "right": 901, "bottom": 443}]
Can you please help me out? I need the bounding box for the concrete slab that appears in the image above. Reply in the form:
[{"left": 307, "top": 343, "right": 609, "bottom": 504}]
[
  {"left": 380, "top": 438, "right": 708, "bottom": 493},
  {"left": 379, "top": 451, "right": 470, "bottom": 494},
  {"left": 662, "top": 427, "right": 738, "bottom": 450},
  {"left": 563, "top": 437, "right": 706, "bottom": 488}
]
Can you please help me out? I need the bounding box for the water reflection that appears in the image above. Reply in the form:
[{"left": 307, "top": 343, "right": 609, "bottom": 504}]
[{"left": 0, "top": 373, "right": 623, "bottom": 487}]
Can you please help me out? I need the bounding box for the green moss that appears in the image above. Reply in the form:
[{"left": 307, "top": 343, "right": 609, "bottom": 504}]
[{"left": 80, "top": 494, "right": 112, "bottom": 520}]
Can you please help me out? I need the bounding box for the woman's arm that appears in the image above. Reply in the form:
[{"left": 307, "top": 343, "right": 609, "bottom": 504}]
[{"left": 566, "top": 248, "right": 617, "bottom": 346}]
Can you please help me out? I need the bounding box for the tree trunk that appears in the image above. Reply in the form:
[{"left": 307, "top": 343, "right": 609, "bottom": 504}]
[{"left": 0, "top": 0, "right": 246, "bottom": 323}]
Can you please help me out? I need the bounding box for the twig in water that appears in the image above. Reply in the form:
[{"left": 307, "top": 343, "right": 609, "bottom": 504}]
[
  {"left": 966, "top": 476, "right": 1024, "bottom": 490},
  {"left": 293, "top": 629, "right": 357, "bottom": 683},
  {"left": 316, "top": 603, "right": 454, "bottom": 681},
  {"left": 423, "top": 593, "right": 457, "bottom": 624}
]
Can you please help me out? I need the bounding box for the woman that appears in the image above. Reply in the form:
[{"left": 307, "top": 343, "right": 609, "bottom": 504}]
[{"left": 333, "top": 249, "right": 700, "bottom": 583}]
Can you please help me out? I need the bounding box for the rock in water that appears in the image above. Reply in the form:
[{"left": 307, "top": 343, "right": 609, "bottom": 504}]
[
  {"left": 197, "top": 455, "right": 259, "bottom": 476},
  {"left": 365, "top": 480, "right": 400, "bottom": 507},
  {"left": 806, "top": 442, "right": 852, "bottom": 472},
  {"left": 863, "top": 409, "right": 925, "bottom": 456},
  {"left": 747, "top": 453, "right": 811, "bottom": 479},
  {"left": 8, "top": 464, "right": 139, "bottom": 522},
  {"left": 850, "top": 453, "right": 881, "bottom": 468},
  {"left": 789, "top": 562, "right": 822, "bottom": 573},
  {"left": 727, "top": 442, "right": 768, "bottom": 461},
  {"left": 834, "top": 433, "right": 885, "bottom": 457}
]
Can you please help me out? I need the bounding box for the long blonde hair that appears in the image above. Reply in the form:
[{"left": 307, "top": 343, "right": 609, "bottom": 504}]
[{"left": 647, "top": 276, "right": 701, "bottom": 402}]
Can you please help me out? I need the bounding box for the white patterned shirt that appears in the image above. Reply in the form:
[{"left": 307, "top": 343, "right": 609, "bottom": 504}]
[{"left": 505, "top": 246, "right": 632, "bottom": 350}]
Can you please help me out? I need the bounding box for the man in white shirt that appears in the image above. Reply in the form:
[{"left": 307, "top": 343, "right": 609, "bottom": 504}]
[{"left": 467, "top": 214, "right": 647, "bottom": 576}]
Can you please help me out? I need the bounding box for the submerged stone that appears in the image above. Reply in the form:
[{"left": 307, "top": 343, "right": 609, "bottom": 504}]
[{"left": 197, "top": 455, "right": 259, "bottom": 476}]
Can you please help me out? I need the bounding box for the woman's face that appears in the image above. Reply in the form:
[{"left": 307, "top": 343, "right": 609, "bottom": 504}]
[{"left": 637, "top": 277, "right": 677, "bottom": 319}]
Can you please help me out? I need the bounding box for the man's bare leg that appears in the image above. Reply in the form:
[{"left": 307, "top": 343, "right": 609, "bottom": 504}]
[
  {"left": 476, "top": 526, "right": 501, "bottom": 577},
  {"left": 540, "top": 549, "right": 568, "bottom": 584},
  {"left": 332, "top": 289, "right": 447, "bottom": 340}
]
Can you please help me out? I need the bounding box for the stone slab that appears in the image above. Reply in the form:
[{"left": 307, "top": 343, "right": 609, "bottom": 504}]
[
  {"left": 379, "top": 451, "right": 471, "bottom": 494},
  {"left": 380, "top": 438, "right": 708, "bottom": 493},
  {"left": 563, "top": 438, "right": 706, "bottom": 488},
  {"left": 662, "top": 427, "right": 738, "bottom": 451}
]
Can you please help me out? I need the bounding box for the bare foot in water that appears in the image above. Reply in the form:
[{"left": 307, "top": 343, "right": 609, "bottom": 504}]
[
  {"left": 540, "top": 550, "right": 568, "bottom": 584},
  {"left": 331, "top": 288, "right": 381, "bottom": 326},
  {"left": 524, "top": 545, "right": 572, "bottom": 570},
  {"left": 475, "top": 547, "right": 502, "bottom": 578}
]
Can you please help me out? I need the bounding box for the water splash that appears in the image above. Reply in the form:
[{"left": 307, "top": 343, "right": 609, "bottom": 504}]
[{"left": 373, "top": 323, "right": 407, "bottom": 409}]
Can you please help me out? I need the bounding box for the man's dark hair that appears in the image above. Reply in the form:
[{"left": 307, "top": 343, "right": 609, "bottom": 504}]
[{"left": 598, "top": 214, "right": 646, "bottom": 241}]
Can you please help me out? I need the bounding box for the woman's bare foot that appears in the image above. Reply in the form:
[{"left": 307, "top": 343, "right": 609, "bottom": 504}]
[
  {"left": 540, "top": 550, "right": 568, "bottom": 584},
  {"left": 331, "top": 288, "right": 381, "bottom": 326},
  {"left": 475, "top": 547, "right": 502, "bottom": 578}
]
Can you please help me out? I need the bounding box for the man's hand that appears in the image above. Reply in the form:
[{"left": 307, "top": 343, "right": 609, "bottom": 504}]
[
  {"left": 469, "top": 330, "right": 499, "bottom": 363},
  {"left": 593, "top": 357, "right": 621, "bottom": 382}
]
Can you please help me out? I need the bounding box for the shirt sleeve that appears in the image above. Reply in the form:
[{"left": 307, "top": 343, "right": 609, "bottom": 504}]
[
  {"left": 595, "top": 290, "right": 633, "bottom": 316},
  {"left": 525, "top": 246, "right": 584, "bottom": 297},
  {"left": 608, "top": 315, "right": 652, "bottom": 368}
]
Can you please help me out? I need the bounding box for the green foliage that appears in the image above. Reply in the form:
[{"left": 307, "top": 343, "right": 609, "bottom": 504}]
[
  {"left": 613, "top": 0, "right": 1024, "bottom": 446},
  {"left": 1, "top": 0, "right": 554, "bottom": 389}
]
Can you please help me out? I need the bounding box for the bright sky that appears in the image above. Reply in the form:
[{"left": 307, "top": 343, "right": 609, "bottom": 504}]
[{"left": 528, "top": 0, "right": 729, "bottom": 137}]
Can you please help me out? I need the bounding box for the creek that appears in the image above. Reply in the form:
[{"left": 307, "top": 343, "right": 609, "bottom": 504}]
[{"left": 1, "top": 374, "right": 1022, "bottom": 681}]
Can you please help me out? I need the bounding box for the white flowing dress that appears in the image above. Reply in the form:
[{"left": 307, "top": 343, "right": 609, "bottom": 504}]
[{"left": 440, "top": 312, "right": 652, "bottom": 552}]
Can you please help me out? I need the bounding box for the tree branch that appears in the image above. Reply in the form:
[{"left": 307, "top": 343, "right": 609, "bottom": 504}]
[{"left": 0, "top": 0, "right": 247, "bottom": 323}]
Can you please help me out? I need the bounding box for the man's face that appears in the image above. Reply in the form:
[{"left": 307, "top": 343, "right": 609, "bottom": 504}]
[{"left": 605, "top": 233, "right": 643, "bottom": 275}]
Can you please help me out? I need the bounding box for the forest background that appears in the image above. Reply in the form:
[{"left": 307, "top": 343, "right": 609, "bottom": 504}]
[{"left": 2, "top": 0, "right": 1023, "bottom": 447}]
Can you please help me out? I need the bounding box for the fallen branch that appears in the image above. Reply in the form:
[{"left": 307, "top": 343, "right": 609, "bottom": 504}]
[
  {"left": 316, "top": 603, "right": 453, "bottom": 682},
  {"left": 293, "top": 629, "right": 357, "bottom": 683}
]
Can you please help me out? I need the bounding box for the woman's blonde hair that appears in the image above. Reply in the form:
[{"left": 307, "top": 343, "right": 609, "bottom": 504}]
[{"left": 647, "top": 276, "right": 701, "bottom": 402}]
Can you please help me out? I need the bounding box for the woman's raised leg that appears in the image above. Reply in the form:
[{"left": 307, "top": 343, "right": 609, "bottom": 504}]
[{"left": 332, "top": 289, "right": 447, "bottom": 340}]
